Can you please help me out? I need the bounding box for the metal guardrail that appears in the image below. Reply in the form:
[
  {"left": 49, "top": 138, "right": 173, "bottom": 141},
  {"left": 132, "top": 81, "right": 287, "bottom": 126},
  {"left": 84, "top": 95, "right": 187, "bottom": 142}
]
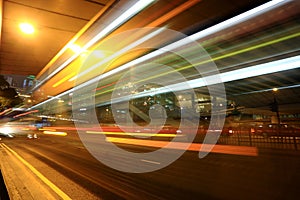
[{"left": 218, "top": 134, "right": 300, "bottom": 150}]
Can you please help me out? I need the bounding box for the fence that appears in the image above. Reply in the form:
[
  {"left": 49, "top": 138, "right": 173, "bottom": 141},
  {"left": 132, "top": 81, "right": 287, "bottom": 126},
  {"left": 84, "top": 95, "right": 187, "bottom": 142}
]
[{"left": 217, "top": 128, "right": 300, "bottom": 150}]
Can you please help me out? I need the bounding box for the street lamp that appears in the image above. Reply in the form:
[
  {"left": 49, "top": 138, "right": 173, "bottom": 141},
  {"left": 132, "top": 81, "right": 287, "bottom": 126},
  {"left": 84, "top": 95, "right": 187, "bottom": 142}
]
[{"left": 19, "top": 22, "right": 35, "bottom": 34}]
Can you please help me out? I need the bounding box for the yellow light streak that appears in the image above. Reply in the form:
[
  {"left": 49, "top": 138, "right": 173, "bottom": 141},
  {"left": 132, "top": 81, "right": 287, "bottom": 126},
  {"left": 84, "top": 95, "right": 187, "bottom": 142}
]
[
  {"left": 43, "top": 131, "right": 67, "bottom": 136},
  {"left": 39, "top": 128, "right": 57, "bottom": 131},
  {"left": 52, "top": 72, "right": 76, "bottom": 88}
]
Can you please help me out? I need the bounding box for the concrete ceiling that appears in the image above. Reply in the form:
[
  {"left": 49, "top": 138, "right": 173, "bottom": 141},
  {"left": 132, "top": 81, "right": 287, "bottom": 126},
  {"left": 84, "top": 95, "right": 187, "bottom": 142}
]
[{"left": 0, "top": 0, "right": 109, "bottom": 75}]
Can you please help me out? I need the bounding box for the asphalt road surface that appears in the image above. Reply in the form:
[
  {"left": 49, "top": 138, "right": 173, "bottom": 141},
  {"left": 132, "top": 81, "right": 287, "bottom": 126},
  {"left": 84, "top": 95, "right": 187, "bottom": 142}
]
[{"left": 1, "top": 130, "right": 300, "bottom": 200}]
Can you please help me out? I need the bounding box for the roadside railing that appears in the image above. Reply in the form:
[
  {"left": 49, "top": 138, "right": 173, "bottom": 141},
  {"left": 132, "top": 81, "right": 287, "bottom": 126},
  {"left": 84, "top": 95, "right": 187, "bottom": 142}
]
[{"left": 217, "top": 128, "right": 300, "bottom": 150}]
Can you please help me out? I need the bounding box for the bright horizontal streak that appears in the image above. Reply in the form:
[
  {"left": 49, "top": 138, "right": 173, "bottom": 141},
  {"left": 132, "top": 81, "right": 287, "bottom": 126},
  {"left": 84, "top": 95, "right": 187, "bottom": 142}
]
[
  {"left": 86, "top": 131, "right": 180, "bottom": 137},
  {"left": 212, "top": 55, "right": 300, "bottom": 85},
  {"left": 43, "top": 131, "right": 67, "bottom": 136},
  {"left": 106, "top": 137, "right": 258, "bottom": 156},
  {"left": 39, "top": 128, "right": 57, "bottom": 131}
]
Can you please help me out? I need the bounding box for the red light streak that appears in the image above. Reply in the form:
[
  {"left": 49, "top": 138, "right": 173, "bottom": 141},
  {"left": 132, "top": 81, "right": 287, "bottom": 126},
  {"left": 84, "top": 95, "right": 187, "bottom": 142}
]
[
  {"left": 13, "top": 110, "right": 39, "bottom": 118},
  {"left": 0, "top": 108, "right": 12, "bottom": 116}
]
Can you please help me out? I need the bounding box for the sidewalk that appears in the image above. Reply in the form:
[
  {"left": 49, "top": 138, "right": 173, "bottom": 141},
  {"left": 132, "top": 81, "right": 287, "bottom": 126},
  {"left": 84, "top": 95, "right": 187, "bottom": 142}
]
[{"left": 0, "top": 143, "right": 68, "bottom": 200}]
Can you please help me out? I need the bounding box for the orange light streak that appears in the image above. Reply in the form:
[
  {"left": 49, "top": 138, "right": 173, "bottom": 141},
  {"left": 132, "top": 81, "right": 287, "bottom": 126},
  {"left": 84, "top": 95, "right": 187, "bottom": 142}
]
[
  {"left": 107, "top": 137, "right": 258, "bottom": 156},
  {"left": 52, "top": 72, "right": 76, "bottom": 88},
  {"left": 95, "top": 81, "right": 117, "bottom": 91},
  {"left": 147, "top": 0, "right": 201, "bottom": 27}
]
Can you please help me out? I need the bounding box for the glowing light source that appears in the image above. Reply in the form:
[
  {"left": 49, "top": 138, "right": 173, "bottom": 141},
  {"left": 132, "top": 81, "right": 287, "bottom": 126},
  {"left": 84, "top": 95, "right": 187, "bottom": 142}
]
[
  {"left": 69, "top": 44, "right": 83, "bottom": 54},
  {"left": 19, "top": 23, "right": 35, "bottom": 34},
  {"left": 273, "top": 88, "right": 278, "bottom": 92}
]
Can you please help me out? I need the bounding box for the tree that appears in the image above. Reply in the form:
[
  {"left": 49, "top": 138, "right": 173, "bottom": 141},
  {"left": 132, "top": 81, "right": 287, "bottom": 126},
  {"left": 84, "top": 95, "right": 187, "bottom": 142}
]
[{"left": 0, "top": 75, "right": 23, "bottom": 111}]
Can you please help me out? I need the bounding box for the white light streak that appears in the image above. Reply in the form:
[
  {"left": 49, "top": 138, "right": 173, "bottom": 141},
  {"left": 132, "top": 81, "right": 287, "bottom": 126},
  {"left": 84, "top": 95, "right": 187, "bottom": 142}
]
[
  {"left": 29, "top": 0, "right": 292, "bottom": 109},
  {"left": 76, "top": 0, "right": 290, "bottom": 84},
  {"left": 190, "top": 0, "right": 289, "bottom": 41},
  {"left": 32, "top": 0, "right": 155, "bottom": 91},
  {"left": 106, "top": 55, "right": 300, "bottom": 106}
]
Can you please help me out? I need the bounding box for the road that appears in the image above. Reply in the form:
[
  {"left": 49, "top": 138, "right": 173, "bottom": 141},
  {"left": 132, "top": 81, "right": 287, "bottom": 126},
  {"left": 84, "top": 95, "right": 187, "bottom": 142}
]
[{"left": 1, "top": 129, "right": 300, "bottom": 200}]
